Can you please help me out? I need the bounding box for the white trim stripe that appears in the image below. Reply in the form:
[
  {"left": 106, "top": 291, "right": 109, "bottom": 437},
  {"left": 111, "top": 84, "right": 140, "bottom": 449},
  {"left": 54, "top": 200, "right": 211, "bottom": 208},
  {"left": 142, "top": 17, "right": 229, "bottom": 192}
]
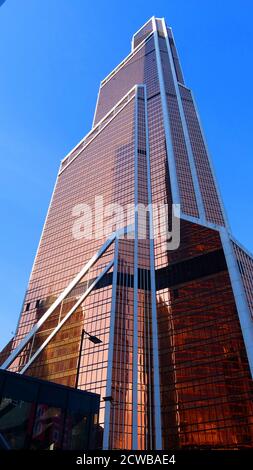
[
  {"left": 220, "top": 230, "right": 253, "bottom": 377},
  {"left": 143, "top": 84, "right": 162, "bottom": 449},
  {"left": 59, "top": 87, "right": 136, "bottom": 175},
  {"left": 132, "top": 87, "right": 139, "bottom": 449},
  {"left": 162, "top": 19, "right": 205, "bottom": 222},
  {"left": 101, "top": 34, "right": 154, "bottom": 88},
  {"left": 102, "top": 238, "right": 119, "bottom": 450}
]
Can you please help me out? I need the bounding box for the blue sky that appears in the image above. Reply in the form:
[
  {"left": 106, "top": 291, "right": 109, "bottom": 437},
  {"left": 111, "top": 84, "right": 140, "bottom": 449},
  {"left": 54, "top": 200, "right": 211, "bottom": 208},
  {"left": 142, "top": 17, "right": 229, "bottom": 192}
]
[{"left": 0, "top": 0, "right": 252, "bottom": 350}]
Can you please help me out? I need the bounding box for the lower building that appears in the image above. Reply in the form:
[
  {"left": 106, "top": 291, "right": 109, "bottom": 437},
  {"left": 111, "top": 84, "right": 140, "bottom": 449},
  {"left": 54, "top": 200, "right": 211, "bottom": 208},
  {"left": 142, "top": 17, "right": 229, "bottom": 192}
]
[{"left": 0, "top": 370, "right": 100, "bottom": 450}]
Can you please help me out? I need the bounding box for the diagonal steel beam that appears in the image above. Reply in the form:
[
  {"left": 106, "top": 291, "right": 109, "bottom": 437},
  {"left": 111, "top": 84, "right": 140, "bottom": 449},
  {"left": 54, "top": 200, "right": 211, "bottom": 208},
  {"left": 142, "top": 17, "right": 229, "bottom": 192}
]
[
  {"left": 20, "top": 259, "right": 114, "bottom": 374},
  {"left": 0, "top": 234, "right": 116, "bottom": 371}
]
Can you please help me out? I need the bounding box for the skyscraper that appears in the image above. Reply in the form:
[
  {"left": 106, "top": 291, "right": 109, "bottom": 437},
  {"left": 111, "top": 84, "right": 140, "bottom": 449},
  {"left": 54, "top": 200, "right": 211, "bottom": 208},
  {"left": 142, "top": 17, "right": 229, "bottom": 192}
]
[{"left": 1, "top": 17, "right": 253, "bottom": 450}]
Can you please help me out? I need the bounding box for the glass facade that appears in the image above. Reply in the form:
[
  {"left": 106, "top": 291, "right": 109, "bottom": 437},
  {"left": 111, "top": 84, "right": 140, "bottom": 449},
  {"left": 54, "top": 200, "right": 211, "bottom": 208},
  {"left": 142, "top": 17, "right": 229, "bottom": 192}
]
[
  {"left": 179, "top": 84, "right": 225, "bottom": 225},
  {"left": 1, "top": 17, "right": 253, "bottom": 450},
  {"left": 132, "top": 19, "right": 154, "bottom": 50},
  {"left": 157, "top": 220, "right": 253, "bottom": 448},
  {"left": 94, "top": 36, "right": 159, "bottom": 126}
]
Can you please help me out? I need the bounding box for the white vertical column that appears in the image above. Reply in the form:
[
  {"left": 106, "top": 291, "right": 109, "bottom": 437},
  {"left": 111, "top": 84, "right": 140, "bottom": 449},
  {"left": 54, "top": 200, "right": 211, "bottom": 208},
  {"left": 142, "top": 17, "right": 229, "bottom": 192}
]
[
  {"left": 220, "top": 229, "right": 253, "bottom": 377},
  {"left": 152, "top": 17, "right": 180, "bottom": 207},
  {"left": 132, "top": 87, "right": 139, "bottom": 449},
  {"left": 161, "top": 19, "right": 205, "bottom": 222},
  {"left": 103, "top": 238, "right": 119, "bottom": 450},
  {"left": 143, "top": 84, "right": 162, "bottom": 449},
  {"left": 191, "top": 92, "right": 231, "bottom": 230}
]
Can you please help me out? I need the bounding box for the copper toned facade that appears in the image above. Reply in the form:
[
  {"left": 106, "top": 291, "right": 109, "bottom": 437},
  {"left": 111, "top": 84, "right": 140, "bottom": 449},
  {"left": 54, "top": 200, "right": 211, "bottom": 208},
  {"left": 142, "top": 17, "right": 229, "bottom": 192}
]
[{"left": 1, "top": 17, "right": 253, "bottom": 450}]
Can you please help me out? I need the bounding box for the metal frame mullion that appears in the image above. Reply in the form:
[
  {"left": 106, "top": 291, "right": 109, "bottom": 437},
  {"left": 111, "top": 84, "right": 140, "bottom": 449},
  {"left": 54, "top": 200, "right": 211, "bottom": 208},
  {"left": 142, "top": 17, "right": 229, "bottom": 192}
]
[
  {"left": 132, "top": 87, "right": 139, "bottom": 450},
  {"left": 152, "top": 17, "right": 180, "bottom": 207},
  {"left": 143, "top": 83, "right": 162, "bottom": 449},
  {"left": 103, "top": 237, "right": 119, "bottom": 449}
]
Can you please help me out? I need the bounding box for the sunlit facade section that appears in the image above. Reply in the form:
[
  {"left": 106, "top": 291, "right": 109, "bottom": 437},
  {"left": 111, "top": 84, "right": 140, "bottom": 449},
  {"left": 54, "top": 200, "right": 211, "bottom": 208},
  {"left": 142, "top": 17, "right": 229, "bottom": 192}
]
[{"left": 157, "top": 220, "right": 253, "bottom": 448}]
